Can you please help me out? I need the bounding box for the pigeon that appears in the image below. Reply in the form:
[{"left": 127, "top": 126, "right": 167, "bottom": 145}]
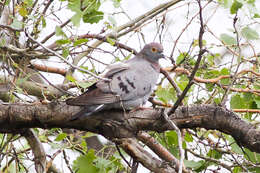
[{"left": 66, "top": 42, "right": 164, "bottom": 120}]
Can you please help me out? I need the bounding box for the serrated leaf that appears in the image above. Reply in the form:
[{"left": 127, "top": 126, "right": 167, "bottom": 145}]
[
  {"left": 241, "top": 27, "right": 259, "bottom": 40},
  {"left": 230, "top": 0, "right": 243, "bottom": 14},
  {"left": 220, "top": 33, "right": 237, "bottom": 45},
  {"left": 83, "top": 10, "right": 103, "bottom": 24},
  {"left": 55, "top": 133, "right": 67, "bottom": 141}
]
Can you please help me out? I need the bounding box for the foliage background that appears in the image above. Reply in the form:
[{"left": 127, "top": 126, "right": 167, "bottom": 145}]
[{"left": 0, "top": 0, "right": 260, "bottom": 172}]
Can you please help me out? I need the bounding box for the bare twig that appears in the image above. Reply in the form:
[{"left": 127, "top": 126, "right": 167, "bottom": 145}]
[
  {"left": 25, "top": 31, "right": 111, "bottom": 81},
  {"left": 22, "top": 129, "right": 46, "bottom": 173},
  {"left": 160, "top": 68, "right": 182, "bottom": 97},
  {"left": 168, "top": 0, "right": 206, "bottom": 115},
  {"left": 162, "top": 110, "right": 184, "bottom": 173}
]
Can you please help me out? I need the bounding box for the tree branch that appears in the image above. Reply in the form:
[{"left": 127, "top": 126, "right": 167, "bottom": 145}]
[{"left": 0, "top": 103, "right": 259, "bottom": 154}]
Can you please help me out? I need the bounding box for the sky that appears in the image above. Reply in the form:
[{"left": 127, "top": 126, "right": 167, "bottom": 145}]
[{"left": 1, "top": 0, "right": 260, "bottom": 172}]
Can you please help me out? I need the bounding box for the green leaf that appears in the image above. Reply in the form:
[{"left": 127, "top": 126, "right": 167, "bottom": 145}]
[
  {"left": 77, "top": 81, "right": 96, "bottom": 89},
  {"left": 230, "top": 94, "right": 245, "bottom": 109},
  {"left": 55, "top": 26, "right": 66, "bottom": 37},
  {"left": 155, "top": 86, "right": 176, "bottom": 104},
  {"left": 176, "top": 53, "right": 188, "bottom": 65},
  {"left": 73, "top": 149, "right": 98, "bottom": 173},
  {"left": 24, "top": 0, "right": 33, "bottom": 7},
  {"left": 71, "top": 12, "right": 83, "bottom": 27},
  {"left": 214, "top": 98, "right": 221, "bottom": 104},
  {"left": 68, "top": 0, "right": 81, "bottom": 12},
  {"left": 55, "top": 133, "right": 67, "bottom": 141},
  {"left": 184, "top": 160, "right": 205, "bottom": 170},
  {"left": 228, "top": 137, "right": 243, "bottom": 154},
  {"left": 166, "top": 131, "right": 178, "bottom": 146},
  {"left": 254, "top": 96, "right": 260, "bottom": 108},
  {"left": 66, "top": 75, "right": 76, "bottom": 82},
  {"left": 18, "top": 6, "right": 28, "bottom": 17},
  {"left": 41, "top": 16, "right": 46, "bottom": 28},
  {"left": 83, "top": 10, "right": 103, "bottom": 24},
  {"left": 106, "top": 36, "right": 116, "bottom": 46},
  {"left": 184, "top": 132, "right": 193, "bottom": 142},
  {"left": 233, "top": 166, "right": 243, "bottom": 173},
  {"left": 223, "top": 0, "right": 233, "bottom": 8},
  {"left": 56, "top": 39, "right": 71, "bottom": 45},
  {"left": 0, "top": 38, "right": 6, "bottom": 47},
  {"left": 230, "top": 0, "right": 243, "bottom": 14},
  {"left": 241, "top": 26, "right": 259, "bottom": 40},
  {"left": 108, "top": 15, "right": 117, "bottom": 26},
  {"left": 220, "top": 68, "right": 230, "bottom": 85},
  {"left": 244, "top": 148, "right": 260, "bottom": 163},
  {"left": 253, "top": 13, "right": 260, "bottom": 18},
  {"left": 220, "top": 33, "right": 237, "bottom": 45},
  {"left": 73, "top": 38, "right": 88, "bottom": 46},
  {"left": 112, "top": 0, "right": 121, "bottom": 8},
  {"left": 207, "top": 149, "right": 222, "bottom": 159},
  {"left": 62, "top": 48, "right": 69, "bottom": 58}
]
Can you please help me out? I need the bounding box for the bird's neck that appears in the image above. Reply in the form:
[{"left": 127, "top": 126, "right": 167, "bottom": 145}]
[
  {"left": 138, "top": 53, "right": 160, "bottom": 72},
  {"left": 150, "top": 62, "right": 160, "bottom": 72}
]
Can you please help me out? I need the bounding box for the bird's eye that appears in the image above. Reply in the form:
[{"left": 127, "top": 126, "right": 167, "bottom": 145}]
[{"left": 151, "top": 47, "right": 157, "bottom": 53}]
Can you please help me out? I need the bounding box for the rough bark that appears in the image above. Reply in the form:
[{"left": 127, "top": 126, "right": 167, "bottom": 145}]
[{"left": 0, "top": 102, "right": 259, "bottom": 153}]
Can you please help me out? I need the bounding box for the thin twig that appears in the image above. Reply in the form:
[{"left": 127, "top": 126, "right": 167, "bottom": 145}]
[
  {"left": 168, "top": 0, "right": 206, "bottom": 115},
  {"left": 162, "top": 110, "right": 184, "bottom": 173},
  {"left": 160, "top": 68, "right": 182, "bottom": 97},
  {"left": 115, "top": 144, "right": 131, "bottom": 168},
  {"left": 25, "top": 31, "right": 111, "bottom": 81}
]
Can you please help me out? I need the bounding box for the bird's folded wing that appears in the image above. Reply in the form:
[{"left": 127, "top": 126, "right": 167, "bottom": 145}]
[
  {"left": 66, "top": 88, "right": 120, "bottom": 106},
  {"left": 102, "top": 62, "right": 130, "bottom": 78}
]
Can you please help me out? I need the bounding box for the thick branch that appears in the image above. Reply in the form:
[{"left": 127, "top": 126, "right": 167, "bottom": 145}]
[
  {"left": 22, "top": 129, "right": 46, "bottom": 173},
  {"left": 115, "top": 138, "right": 176, "bottom": 173},
  {"left": 0, "top": 103, "right": 259, "bottom": 153}
]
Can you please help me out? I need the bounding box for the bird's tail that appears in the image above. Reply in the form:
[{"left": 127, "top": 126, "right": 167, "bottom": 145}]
[{"left": 70, "top": 104, "right": 105, "bottom": 121}]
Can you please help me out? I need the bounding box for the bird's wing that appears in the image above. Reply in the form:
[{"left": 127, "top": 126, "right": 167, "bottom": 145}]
[
  {"left": 66, "top": 87, "right": 120, "bottom": 106},
  {"left": 66, "top": 62, "right": 130, "bottom": 106},
  {"left": 108, "top": 58, "right": 158, "bottom": 101},
  {"left": 102, "top": 62, "right": 130, "bottom": 78}
]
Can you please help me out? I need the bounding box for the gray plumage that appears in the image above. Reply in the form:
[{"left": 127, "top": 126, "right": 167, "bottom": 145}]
[{"left": 66, "top": 42, "right": 164, "bottom": 120}]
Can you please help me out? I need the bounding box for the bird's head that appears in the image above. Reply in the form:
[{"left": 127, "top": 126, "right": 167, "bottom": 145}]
[{"left": 140, "top": 42, "right": 164, "bottom": 62}]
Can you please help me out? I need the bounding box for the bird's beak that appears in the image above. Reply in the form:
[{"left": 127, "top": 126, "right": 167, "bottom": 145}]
[{"left": 159, "top": 52, "right": 165, "bottom": 59}]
